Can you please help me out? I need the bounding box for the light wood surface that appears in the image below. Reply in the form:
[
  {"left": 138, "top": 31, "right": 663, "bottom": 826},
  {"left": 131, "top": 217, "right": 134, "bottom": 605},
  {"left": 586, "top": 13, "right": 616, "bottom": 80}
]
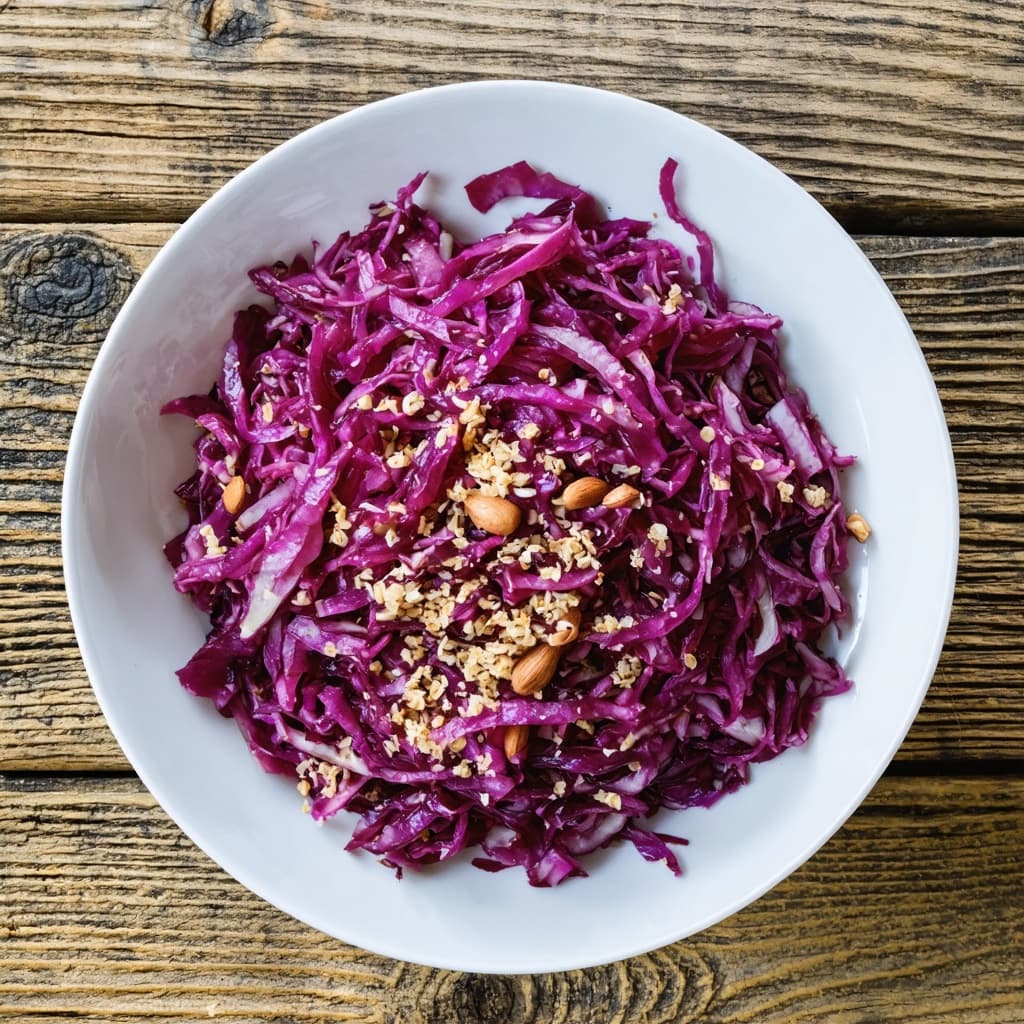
[
  {"left": 0, "top": 774, "right": 1020, "bottom": 1023},
  {"left": 1, "top": 0, "right": 1021, "bottom": 1018},
  {"left": 0, "top": 1, "right": 1022, "bottom": 229}
]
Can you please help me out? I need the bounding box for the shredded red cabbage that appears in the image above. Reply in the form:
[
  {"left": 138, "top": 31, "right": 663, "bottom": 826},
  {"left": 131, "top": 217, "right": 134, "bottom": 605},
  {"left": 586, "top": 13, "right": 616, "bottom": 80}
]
[{"left": 163, "top": 160, "right": 855, "bottom": 886}]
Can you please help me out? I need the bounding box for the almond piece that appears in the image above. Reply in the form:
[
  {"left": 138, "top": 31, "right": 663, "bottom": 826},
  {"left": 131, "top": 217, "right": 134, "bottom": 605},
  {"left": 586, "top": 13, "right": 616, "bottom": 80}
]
[
  {"left": 561, "top": 476, "right": 610, "bottom": 511},
  {"left": 503, "top": 724, "right": 529, "bottom": 760},
  {"left": 602, "top": 483, "right": 642, "bottom": 509},
  {"left": 222, "top": 476, "right": 246, "bottom": 515},
  {"left": 464, "top": 493, "right": 521, "bottom": 536},
  {"left": 846, "top": 512, "right": 871, "bottom": 543},
  {"left": 549, "top": 607, "right": 582, "bottom": 647},
  {"left": 511, "top": 643, "right": 561, "bottom": 696}
]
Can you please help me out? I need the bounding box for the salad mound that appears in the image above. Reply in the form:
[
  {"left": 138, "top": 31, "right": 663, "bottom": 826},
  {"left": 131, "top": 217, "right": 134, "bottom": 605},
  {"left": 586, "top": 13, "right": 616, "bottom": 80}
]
[{"left": 163, "top": 161, "right": 862, "bottom": 886}]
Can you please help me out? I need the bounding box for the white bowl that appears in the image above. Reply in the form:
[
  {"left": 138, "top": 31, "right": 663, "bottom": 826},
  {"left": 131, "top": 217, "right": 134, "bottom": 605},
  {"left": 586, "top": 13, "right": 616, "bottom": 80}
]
[{"left": 62, "top": 81, "right": 958, "bottom": 973}]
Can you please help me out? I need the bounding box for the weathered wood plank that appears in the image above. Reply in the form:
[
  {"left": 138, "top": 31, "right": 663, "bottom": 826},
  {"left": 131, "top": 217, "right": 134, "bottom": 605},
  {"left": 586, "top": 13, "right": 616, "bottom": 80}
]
[
  {"left": 0, "top": 0, "right": 1022, "bottom": 230},
  {"left": 0, "top": 228, "right": 1021, "bottom": 768},
  {"left": 0, "top": 773, "right": 1020, "bottom": 1021}
]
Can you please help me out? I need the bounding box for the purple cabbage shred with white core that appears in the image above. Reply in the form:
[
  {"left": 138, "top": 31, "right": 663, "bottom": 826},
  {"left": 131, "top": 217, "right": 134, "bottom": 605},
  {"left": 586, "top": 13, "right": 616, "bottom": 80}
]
[{"left": 163, "top": 160, "right": 855, "bottom": 886}]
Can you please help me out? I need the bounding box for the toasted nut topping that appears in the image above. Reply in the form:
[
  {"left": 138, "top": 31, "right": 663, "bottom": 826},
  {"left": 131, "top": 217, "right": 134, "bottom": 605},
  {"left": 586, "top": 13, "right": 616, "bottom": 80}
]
[
  {"left": 222, "top": 476, "right": 246, "bottom": 515},
  {"left": 803, "top": 485, "right": 828, "bottom": 508},
  {"left": 602, "top": 483, "right": 642, "bottom": 509},
  {"left": 549, "top": 607, "right": 582, "bottom": 647},
  {"left": 503, "top": 724, "right": 529, "bottom": 760},
  {"left": 464, "top": 493, "right": 522, "bottom": 536},
  {"left": 561, "top": 476, "right": 611, "bottom": 511},
  {"left": 511, "top": 643, "right": 561, "bottom": 696},
  {"left": 847, "top": 512, "right": 871, "bottom": 543}
]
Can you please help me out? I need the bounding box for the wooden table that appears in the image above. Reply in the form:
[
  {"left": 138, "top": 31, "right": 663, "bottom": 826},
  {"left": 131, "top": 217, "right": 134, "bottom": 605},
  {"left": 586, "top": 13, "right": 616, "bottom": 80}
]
[{"left": 1, "top": 1, "right": 1021, "bottom": 1019}]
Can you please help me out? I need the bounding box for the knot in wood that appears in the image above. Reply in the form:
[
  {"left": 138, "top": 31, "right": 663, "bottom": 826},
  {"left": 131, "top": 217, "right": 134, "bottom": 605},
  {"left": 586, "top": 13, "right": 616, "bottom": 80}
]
[
  {"left": 191, "top": 0, "right": 272, "bottom": 50},
  {"left": 0, "top": 233, "right": 135, "bottom": 345},
  {"left": 449, "top": 974, "right": 518, "bottom": 1022}
]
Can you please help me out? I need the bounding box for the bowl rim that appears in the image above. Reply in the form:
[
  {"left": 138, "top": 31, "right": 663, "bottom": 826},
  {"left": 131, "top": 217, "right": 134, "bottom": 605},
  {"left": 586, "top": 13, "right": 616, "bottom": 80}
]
[{"left": 61, "top": 78, "right": 960, "bottom": 973}]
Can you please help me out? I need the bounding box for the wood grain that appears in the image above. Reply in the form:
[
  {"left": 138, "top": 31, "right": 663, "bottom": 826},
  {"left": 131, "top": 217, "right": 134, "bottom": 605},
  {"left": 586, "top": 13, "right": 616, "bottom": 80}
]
[
  {"left": 1, "top": 0, "right": 1020, "bottom": 1016},
  {"left": 0, "top": 0, "right": 1022, "bottom": 231},
  {"left": 1, "top": 227, "right": 1019, "bottom": 769},
  {"left": 0, "top": 773, "right": 1020, "bottom": 1022}
]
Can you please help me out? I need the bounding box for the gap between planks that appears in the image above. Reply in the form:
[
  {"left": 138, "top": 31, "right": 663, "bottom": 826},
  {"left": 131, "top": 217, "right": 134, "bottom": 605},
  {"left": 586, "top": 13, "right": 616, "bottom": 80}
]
[
  {"left": 4, "top": 759, "right": 1024, "bottom": 790},
  {"left": 3, "top": 212, "right": 1024, "bottom": 239}
]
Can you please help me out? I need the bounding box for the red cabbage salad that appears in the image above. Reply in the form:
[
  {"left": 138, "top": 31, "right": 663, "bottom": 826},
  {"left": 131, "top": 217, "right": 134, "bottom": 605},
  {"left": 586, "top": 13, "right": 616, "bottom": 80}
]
[{"left": 163, "top": 160, "right": 869, "bottom": 886}]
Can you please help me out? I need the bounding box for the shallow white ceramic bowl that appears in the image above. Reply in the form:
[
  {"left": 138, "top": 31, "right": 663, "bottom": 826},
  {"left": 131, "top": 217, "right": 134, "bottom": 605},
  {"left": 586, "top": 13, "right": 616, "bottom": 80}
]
[{"left": 62, "top": 81, "right": 958, "bottom": 973}]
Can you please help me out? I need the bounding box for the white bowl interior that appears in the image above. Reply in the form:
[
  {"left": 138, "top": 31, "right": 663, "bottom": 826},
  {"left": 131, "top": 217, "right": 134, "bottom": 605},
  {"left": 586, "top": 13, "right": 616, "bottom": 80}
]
[{"left": 62, "top": 81, "right": 957, "bottom": 973}]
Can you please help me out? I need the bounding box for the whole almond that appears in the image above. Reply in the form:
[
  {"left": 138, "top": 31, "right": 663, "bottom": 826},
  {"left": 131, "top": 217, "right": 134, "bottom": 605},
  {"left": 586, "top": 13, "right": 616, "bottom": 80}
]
[
  {"left": 561, "top": 476, "right": 610, "bottom": 511},
  {"left": 602, "top": 483, "right": 642, "bottom": 510},
  {"left": 222, "top": 476, "right": 246, "bottom": 515},
  {"left": 465, "top": 493, "right": 521, "bottom": 536},
  {"left": 549, "top": 607, "right": 582, "bottom": 647},
  {"left": 503, "top": 724, "right": 529, "bottom": 760},
  {"left": 511, "top": 643, "right": 561, "bottom": 696}
]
